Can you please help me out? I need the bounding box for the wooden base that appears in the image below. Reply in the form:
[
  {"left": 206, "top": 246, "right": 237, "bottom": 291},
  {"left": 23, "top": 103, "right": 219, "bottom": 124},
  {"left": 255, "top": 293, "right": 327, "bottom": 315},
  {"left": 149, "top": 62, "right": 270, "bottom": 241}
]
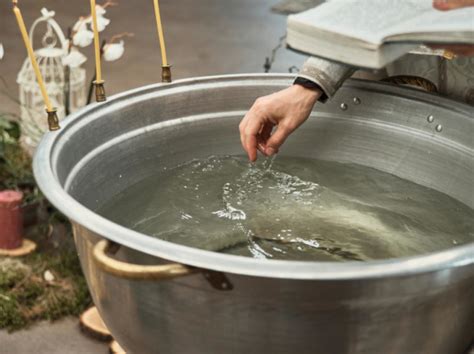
[
  {"left": 109, "top": 340, "right": 126, "bottom": 354},
  {"left": 0, "top": 239, "right": 36, "bottom": 257},
  {"left": 79, "top": 306, "right": 112, "bottom": 342}
]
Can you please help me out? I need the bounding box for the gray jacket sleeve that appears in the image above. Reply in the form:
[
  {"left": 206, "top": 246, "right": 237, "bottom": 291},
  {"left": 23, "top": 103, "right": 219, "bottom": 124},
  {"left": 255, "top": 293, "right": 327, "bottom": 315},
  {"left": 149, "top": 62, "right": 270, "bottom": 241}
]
[{"left": 298, "top": 57, "right": 355, "bottom": 101}]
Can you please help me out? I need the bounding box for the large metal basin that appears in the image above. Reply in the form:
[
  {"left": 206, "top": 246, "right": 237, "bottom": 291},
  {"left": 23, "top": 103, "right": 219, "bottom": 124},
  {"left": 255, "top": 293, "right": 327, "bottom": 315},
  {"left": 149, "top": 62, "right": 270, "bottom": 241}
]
[{"left": 33, "top": 75, "right": 474, "bottom": 354}]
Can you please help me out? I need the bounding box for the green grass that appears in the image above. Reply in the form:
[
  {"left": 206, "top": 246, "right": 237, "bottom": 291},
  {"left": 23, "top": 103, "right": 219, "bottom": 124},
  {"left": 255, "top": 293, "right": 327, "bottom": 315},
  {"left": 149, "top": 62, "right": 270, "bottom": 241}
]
[{"left": 0, "top": 249, "right": 92, "bottom": 332}]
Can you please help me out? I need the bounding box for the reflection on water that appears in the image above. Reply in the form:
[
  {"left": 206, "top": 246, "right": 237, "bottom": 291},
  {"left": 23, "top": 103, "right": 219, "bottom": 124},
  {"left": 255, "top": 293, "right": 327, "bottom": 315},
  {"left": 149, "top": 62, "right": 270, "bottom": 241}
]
[{"left": 98, "top": 156, "right": 474, "bottom": 261}]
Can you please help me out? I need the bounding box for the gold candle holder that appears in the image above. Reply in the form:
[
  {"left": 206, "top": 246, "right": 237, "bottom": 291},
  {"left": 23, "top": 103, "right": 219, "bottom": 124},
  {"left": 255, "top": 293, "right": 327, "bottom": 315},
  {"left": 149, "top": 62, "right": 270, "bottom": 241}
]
[
  {"left": 93, "top": 80, "right": 107, "bottom": 102},
  {"left": 161, "top": 64, "right": 172, "bottom": 83},
  {"left": 46, "top": 108, "right": 60, "bottom": 131},
  {"left": 13, "top": 0, "right": 61, "bottom": 131}
]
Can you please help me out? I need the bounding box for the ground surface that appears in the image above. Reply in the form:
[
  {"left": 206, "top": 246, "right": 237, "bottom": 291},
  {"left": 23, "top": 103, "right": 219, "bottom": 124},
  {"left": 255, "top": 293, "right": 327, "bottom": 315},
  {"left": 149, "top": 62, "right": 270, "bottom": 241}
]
[
  {"left": 0, "top": 317, "right": 108, "bottom": 354},
  {"left": 0, "top": 1, "right": 301, "bottom": 353}
]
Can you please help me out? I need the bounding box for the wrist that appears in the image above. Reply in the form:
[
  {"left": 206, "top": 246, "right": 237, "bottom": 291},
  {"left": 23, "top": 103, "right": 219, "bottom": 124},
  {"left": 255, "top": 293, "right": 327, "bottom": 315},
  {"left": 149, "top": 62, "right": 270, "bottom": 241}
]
[
  {"left": 292, "top": 81, "right": 322, "bottom": 102},
  {"left": 293, "top": 77, "right": 327, "bottom": 102}
]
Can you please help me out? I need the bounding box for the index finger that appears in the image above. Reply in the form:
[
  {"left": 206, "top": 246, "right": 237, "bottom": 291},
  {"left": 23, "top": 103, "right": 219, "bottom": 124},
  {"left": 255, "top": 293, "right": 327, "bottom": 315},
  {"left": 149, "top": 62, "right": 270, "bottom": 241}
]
[{"left": 241, "top": 111, "right": 264, "bottom": 162}]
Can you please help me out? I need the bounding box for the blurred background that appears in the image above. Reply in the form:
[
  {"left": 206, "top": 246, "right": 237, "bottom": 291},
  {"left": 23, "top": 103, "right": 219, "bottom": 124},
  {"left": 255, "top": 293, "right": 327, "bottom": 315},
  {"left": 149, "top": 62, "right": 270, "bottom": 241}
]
[{"left": 0, "top": 0, "right": 307, "bottom": 116}]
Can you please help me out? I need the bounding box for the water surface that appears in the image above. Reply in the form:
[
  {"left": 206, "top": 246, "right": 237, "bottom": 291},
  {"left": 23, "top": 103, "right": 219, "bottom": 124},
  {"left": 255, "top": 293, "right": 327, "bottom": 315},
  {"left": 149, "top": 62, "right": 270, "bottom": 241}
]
[{"left": 98, "top": 156, "right": 474, "bottom": 261}]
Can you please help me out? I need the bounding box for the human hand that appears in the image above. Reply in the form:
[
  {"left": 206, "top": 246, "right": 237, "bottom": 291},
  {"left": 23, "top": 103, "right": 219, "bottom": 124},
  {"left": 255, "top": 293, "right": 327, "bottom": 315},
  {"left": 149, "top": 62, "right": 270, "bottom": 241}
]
[
  {"left": 433, "top": 0, "right": 474, "bottom": 10},
  {"left": 431, "top": 0, "right": 474, "bottom": 56},
  {"left": 239, "top": 84, "right": 321, "bottom": 162}
]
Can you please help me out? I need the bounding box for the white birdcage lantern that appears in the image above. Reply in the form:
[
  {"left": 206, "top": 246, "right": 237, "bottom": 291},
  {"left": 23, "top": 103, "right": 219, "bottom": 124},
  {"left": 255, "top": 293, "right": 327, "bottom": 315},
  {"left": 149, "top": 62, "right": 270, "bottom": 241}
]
[{"left": 17, "top": 9, "right": 86, "bottom": 152}]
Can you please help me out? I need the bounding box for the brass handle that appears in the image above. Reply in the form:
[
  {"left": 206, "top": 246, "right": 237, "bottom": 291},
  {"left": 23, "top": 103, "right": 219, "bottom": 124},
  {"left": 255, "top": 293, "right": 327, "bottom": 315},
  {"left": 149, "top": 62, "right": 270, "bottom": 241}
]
[
  {"left": 93, "top": 239, "right": 196, "bottom": 280},
  {"left": 381, "top": 75, "right": 438, "bottom": 93}
]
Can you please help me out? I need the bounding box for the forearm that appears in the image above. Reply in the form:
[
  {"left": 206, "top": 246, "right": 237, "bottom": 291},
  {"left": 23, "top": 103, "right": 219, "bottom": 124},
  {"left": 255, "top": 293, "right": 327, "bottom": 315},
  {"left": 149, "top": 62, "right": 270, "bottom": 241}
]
[{"left": 297, "top": 57, "right": 355, "bottom": 102}]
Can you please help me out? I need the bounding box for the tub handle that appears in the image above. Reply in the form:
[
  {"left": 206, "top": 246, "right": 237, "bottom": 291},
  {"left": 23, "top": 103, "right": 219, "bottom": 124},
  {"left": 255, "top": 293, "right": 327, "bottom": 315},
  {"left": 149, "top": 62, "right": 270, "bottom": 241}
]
[
  {"left": 92, "top": 240, "right": 234, "bottom": 290},
  {"left": 93, "top": 239, "right": 196, "bottom": 280}
]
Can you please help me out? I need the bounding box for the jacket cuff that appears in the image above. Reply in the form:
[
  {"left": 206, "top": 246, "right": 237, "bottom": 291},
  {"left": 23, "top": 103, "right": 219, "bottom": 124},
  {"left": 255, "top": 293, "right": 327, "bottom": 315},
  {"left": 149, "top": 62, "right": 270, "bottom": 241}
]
[{"left": 297, "top": 57, "right": 355, "bottom": 102}]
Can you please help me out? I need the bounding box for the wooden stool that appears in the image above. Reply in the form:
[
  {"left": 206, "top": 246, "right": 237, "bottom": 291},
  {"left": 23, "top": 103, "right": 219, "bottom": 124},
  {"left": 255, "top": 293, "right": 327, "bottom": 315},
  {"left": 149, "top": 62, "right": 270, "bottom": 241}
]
[
  {"left": 109, "top": 340, "right": 126, "bottom": 354},
  {"left": 79, "top": 306, "right": 112, "bottom": 342},
  {"left": 0, "top": 239, "right": 36, "bottom": 256}
]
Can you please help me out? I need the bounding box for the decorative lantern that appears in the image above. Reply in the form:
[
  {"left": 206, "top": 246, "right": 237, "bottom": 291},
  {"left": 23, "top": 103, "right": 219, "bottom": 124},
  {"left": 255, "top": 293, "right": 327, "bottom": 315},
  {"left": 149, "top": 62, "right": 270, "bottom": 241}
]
[{"left": 17, "top": 9, "right": 86, "bottom": 152}]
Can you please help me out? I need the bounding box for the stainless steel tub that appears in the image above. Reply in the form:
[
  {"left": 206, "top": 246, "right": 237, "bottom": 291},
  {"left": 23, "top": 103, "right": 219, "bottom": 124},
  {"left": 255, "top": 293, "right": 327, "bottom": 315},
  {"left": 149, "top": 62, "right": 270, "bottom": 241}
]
[{"left": 33, "top": 75, "right": 474, "bottom": 354}]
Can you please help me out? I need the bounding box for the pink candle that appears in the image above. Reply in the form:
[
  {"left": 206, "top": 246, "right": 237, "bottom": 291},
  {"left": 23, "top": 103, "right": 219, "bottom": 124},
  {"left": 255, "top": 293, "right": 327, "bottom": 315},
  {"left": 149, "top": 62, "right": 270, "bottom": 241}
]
[{"left": 0, "top": 190, "right": 24, "bottom": 249}]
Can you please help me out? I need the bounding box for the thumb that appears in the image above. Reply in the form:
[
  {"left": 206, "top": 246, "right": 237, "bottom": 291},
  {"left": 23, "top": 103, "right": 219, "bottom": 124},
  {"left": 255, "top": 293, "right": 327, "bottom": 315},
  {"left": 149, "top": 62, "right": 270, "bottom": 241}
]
[{"left": 264, "top": 124, "right": 292, "bottom": 156}]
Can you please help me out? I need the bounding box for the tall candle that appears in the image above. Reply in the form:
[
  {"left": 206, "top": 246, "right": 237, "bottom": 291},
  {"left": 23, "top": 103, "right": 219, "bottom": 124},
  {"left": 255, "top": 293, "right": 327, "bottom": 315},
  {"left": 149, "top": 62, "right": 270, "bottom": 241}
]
[
  {"left": 153, "top": 0, "right": 168, "bottom": 66},
  {"left": 13, "top": 3, "right": 53, "bottom": 112},
  {"left": 90, "top": 0, "right": 102, "bottom": 82}
]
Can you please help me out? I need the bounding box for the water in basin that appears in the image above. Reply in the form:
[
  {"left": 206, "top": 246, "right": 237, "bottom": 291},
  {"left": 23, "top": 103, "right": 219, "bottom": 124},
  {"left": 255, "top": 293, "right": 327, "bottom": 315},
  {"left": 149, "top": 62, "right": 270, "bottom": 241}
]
[{"left": 98, "top": 155, "right": 474, "bottom": 261}]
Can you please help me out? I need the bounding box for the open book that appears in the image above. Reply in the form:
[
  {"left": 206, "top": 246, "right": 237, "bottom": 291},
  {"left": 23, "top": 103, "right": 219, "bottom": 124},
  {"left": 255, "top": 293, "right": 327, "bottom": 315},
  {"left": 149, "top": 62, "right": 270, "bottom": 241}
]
[{"left": 287, "top": 0, "right": 474, "bottom": 68}]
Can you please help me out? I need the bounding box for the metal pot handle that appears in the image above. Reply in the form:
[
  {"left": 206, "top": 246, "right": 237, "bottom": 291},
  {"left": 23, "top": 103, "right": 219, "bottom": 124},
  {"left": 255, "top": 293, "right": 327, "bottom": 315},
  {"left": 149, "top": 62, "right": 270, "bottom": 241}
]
[
  {"left": 92, "top": 240, "right": 234, "bottom": 290},
  {"left": 93, "top": 239, "right": 196, "bottom": 280}
]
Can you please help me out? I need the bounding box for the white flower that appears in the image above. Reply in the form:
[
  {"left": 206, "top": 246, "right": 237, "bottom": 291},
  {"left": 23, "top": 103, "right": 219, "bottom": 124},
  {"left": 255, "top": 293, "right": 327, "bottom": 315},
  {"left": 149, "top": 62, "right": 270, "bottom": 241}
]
[
  {"left": 40, "top": 8, "right": 55, "bottom": 19},
  {"left": 96, "top": 15, "right": 110, "bottom": 32},
  {"left": 0, "top": 44, "right": 4, "bottom": 60},
  {"left": 62, "top": 49, "right": 87, "bottom": 68},
  {"left": 103, "top": 40, "right": 124, "bottom": 61},
  {"left": 78, "top": 6, "right": 110, "bottom": 33},
  {"left": 83, "top": 11, "right": 110, "bottom": 32},
  {"left": 72, "top": 18, "right": 87, "bottom": 32},
  {"left": 73, "top": 28, "right": 94, "bottom": 47},
  {"left": 96, "top": 4, "right": 106, "bottom": 16},
  {"left": 43, "top": 270, "right": 55, "bottom": 282}
]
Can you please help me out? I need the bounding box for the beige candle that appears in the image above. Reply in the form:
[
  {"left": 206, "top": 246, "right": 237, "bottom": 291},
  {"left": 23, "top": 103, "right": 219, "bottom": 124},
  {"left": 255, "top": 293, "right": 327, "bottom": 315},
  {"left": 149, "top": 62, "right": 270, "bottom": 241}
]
[
  {"left": 153, "top": 0, "right": 168, "bottom": 66},
  {"left": 13, "top": 2, "right": 53, "bottom": 112},
  {"left": 90, "top": 0, "right": 103, "bottom": 82}
]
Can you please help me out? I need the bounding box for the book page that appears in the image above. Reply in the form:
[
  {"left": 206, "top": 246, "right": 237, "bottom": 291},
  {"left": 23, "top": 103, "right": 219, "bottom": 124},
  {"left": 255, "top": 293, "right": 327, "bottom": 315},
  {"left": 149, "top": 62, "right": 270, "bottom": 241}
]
[
  {"left": 289, "top": 0, "right": 433, "bottom": 45},
  {"left": 385, "top": 6, "right": 474, "bottom": 42}
]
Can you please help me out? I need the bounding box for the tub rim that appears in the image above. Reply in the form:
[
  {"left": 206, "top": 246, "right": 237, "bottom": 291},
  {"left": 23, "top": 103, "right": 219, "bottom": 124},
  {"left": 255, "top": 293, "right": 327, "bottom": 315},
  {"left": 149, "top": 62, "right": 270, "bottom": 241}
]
[{"left": 33, "top": 74, "right": 474, "bottom": 280}]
